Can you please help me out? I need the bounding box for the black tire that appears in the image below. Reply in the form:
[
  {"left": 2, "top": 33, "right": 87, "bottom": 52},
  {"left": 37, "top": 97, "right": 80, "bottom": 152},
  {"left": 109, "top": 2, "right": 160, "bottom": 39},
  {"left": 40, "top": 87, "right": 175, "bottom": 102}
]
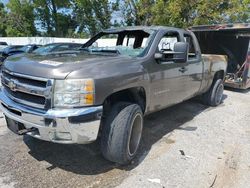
[
  {"left": 202, "top": 79, "right": 224, "bottom": 106},
  {"left": 101, "top": 102, "right": 143, "bottom": 164}
]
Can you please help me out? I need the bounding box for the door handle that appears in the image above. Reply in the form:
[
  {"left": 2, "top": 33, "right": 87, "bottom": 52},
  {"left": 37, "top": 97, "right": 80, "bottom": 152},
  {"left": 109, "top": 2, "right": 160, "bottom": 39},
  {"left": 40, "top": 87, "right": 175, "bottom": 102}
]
[{"left": 179, "top": 67, "right": 188, "bottom": 73}]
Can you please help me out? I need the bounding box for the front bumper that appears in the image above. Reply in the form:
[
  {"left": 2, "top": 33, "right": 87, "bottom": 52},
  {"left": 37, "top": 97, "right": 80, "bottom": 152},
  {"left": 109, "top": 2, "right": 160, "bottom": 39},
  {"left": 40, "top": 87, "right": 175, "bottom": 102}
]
[{"left": 0, "top": 91, "right": 103, "bottom": 144}]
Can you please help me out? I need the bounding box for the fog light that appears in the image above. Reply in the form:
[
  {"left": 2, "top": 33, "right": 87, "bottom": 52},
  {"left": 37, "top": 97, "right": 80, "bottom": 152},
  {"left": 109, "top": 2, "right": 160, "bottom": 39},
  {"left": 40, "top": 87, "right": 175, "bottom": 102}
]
[{"left": 55, "top": 132, "right": 72, "bottom": 140}]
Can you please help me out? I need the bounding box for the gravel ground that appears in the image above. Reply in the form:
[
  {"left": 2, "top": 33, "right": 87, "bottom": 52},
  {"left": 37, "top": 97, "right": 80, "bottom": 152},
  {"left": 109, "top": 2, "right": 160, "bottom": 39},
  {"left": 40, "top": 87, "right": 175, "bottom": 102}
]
[{"left": 0, "top": 89, "right": 249, "bottom": 188}]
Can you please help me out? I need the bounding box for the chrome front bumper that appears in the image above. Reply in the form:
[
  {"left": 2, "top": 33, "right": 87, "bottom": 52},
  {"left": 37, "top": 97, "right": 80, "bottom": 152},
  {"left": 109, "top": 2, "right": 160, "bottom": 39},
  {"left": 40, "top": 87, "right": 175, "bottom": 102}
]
[{"left": 0, "top": 91, "right": 103, "bottom": 144}]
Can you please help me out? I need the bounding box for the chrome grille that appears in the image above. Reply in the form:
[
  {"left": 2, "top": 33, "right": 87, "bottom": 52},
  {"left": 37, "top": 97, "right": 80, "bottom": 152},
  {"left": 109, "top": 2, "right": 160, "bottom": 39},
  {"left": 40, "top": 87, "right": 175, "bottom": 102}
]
[{"left": 1, "top": 70, "right": 53, "bottom": 109}]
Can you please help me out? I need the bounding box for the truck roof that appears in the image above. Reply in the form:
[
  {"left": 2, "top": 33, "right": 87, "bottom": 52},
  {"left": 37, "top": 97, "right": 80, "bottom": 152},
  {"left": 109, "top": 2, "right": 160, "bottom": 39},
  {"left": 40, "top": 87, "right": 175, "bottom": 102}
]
[{"left": 103, "top": 26, "right": 187, "bottom": 33}]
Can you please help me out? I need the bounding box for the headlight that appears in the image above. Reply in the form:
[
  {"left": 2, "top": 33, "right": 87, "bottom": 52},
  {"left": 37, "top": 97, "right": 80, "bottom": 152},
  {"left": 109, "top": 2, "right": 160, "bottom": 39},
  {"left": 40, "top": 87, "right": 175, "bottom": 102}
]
[{"left": 54, "top": 79, "right": 94, "bottom": 107}]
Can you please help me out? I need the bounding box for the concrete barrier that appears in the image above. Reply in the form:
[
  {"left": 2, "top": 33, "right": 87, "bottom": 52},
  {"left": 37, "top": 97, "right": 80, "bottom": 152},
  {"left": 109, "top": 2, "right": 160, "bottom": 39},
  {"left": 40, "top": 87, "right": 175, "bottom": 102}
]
[{"left": 0, "top": 37, "right": 116, "bottom": 46}]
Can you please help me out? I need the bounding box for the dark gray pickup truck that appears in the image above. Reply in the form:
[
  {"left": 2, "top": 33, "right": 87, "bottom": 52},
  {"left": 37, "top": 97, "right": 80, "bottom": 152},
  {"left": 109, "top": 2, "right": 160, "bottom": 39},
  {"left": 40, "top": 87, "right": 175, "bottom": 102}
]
[{"left": 0, "top": 26, "right": 227, "bottom": 164}]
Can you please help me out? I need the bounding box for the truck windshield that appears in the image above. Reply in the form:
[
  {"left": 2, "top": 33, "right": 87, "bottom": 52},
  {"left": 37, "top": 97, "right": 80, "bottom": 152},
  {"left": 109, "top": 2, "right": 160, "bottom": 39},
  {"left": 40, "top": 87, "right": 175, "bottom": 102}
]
[{"left": 82, "top": 29, "right": 156, "bottom": 57}]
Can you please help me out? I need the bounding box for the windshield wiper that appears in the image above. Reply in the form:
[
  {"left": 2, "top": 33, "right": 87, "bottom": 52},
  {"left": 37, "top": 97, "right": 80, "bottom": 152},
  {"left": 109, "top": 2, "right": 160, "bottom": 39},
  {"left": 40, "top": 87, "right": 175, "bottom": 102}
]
[
  {"left": 95, "top": 49, "right": 120, "bottom": 54},
  {"left": 79, "top": 48, "right": 120, "bottom": 54},
  {"left": 79, "top": 47, "right": 90, "bottom": 52}
]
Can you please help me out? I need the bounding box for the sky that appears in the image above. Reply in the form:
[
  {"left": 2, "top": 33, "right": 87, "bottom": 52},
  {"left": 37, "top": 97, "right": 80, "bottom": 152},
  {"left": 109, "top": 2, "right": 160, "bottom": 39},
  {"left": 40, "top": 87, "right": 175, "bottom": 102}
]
[{"left": 1, "top": 0, "right": 8, "bottom": 5}]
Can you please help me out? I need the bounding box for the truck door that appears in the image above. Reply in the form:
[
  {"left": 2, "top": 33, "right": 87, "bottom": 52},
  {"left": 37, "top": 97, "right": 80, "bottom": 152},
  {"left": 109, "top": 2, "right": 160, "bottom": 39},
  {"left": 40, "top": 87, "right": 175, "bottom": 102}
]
[
  {"left": 148, "top": 31, "right": 188, "bottom": 112},
  {"left": 182, "top": 33, "right": 203, "bottom": 99}
]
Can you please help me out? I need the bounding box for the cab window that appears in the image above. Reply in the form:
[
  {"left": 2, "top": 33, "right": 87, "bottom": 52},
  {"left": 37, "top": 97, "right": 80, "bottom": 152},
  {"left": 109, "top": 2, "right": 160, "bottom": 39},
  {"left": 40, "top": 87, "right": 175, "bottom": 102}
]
[
  {"left": 184, "top": 34, "right": 198, "bottom": 60},
  {"left": 158, "top": 32, "right": 180, "bottom": 52},
  {"left": 122, "top": 35, "right": 136, "bottom": 47}
]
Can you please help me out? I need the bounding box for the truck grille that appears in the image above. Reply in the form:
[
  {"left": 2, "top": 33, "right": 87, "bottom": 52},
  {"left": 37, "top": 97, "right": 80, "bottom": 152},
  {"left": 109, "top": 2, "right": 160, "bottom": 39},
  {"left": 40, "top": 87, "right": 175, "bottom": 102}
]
[{"left": 1, "top": 70, "right": 53, "bottom": 109}]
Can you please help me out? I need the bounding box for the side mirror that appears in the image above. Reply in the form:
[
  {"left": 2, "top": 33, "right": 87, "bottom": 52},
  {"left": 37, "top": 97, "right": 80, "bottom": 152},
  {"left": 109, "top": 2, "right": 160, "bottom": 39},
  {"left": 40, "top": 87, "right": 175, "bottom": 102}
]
[
  {"left": 154, "top": 42, "right": 189, "bottom": 64},
  {"left": 173, "top": 42, "right": 189, "bottom": 63}
]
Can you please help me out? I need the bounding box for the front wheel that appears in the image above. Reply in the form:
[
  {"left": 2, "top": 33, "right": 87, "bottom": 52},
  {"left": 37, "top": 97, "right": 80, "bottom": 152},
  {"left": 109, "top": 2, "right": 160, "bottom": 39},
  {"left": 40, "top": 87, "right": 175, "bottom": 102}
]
[
  {"left": 101, "top": 102, "right": 143, "bottom": 164},
  {"left": 202, "top": 79, "right": 224, "bottom": 106}
]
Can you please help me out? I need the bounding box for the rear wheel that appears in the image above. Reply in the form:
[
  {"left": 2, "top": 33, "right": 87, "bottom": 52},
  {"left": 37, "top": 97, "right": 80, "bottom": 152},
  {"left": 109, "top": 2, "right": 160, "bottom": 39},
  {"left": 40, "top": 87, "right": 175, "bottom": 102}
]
[
  {"left": 101, "top": 102, "right": 143, "bottom": 164},
  {"left": 202, "top": 79, "right": 224, "bottom": 106}
]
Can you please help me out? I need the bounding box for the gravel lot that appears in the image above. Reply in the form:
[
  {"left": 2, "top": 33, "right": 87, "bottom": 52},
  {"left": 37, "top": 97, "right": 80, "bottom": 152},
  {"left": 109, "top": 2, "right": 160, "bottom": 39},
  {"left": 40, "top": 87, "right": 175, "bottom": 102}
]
[{"left": 0, "top": 89, "right": 249, "bottom": 188}]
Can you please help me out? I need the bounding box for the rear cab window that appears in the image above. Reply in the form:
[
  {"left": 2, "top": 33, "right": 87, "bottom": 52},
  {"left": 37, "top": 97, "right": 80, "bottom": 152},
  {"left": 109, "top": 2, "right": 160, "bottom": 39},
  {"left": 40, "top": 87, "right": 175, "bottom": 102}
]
[{"left": 184, "top": 34, "right": 199, "bottom": 61}]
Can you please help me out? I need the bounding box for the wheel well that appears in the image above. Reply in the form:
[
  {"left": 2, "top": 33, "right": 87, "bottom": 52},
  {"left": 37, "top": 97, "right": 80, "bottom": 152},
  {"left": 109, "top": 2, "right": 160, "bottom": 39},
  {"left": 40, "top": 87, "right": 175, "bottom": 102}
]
[
  {"left": 214, "top": 70, "right": 225, "bottom": 81},
  {"left": 102, "top": 87, "right": 146, "bottom": 116}
]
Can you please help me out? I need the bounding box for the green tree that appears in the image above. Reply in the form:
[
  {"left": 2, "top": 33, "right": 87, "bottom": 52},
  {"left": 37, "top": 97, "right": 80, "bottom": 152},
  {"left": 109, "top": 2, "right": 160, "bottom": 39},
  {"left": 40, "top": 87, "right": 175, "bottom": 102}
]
[
  {"left": 73, "top": 0, "right": 113, "bottom": 36},
  {"left": 152, "top": 0, "right": 205, "bottom": 27},
  {"left": 119, "top": 0, "right": 155, "bottom": 26},
  {"left": 6, "top": 0, "right": 37, "bottom": 36},
  {"left": 226, "top": 0, "right": 250, "bottom": 23},
  {"left": 1, "top": 0, "right": 249, "bottom": 37},
  {"left": 152, "top": 0, "right": 250, "bottom": 28},
  {"left": 0, "top": 2, "right": 7, "bottom": 37},
  {"left": 33, "top": 0, "right": 72, "bottom": 37},
  {"left": 242, "top": 0, "right": 250, "bottom": 22},
  {"left": 191, "top": 0, "right": 250, "bottom": 25},
  {"left": 57, "top": 13, "right": 78, "bottom": 37},
  {"left": 192, "top": 0, "right": 227, "bottom": 25}
]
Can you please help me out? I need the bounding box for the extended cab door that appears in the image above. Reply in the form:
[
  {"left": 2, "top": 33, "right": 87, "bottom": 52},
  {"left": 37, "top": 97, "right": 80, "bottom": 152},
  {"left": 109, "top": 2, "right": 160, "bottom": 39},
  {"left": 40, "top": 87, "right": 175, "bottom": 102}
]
[
  {"left": 181, "top": 33, "right": 203, "bottom": 99},
  {"left": 147, "top": 31, "right": 189, "bottom": 112}
]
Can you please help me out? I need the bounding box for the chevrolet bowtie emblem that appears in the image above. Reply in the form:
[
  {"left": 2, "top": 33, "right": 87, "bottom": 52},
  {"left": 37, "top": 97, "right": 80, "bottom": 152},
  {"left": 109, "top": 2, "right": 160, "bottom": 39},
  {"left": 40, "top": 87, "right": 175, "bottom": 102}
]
[{"left": 8, "top": 79, "right": 16, "bottom": 91}]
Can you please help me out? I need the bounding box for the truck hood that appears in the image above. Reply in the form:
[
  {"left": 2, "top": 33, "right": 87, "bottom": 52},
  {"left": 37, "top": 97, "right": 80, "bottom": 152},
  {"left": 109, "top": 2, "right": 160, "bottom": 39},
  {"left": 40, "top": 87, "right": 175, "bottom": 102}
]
[{"left": 3, "top": 52, "right": 138, "bottom": 79}]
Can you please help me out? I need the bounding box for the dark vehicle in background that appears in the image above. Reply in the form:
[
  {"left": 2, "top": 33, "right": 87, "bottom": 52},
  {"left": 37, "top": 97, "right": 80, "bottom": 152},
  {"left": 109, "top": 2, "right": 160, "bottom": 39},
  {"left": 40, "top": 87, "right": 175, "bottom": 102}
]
[
  {"left": 192, "top": 23, "right": 250, "bottom": 89},
  {"left": 0, "top": 42, "right": 8, "bottom": 51},
  {"left": 18, "top": 44, "right": 41, "bottom": 53},
  {"left": 0, "top": 45, "right": 24, "bottom": 66},
  {"left": 0, "top": 26, "right": 227, "bottom": 164},
  {"left": 0, "top": 43, "right": 83, "bottom": 67},
  {"left": 32, "top": 42, "right": 83, "bottom": 55},
  {"left": 1, "top": 45, "right": 24, "bottom": 55},
  {"left": 0, "top": 42, "right": 8, "bottom": 45},
  {"left": 0, "top": 45, "right": 40, "bottom": 67}
]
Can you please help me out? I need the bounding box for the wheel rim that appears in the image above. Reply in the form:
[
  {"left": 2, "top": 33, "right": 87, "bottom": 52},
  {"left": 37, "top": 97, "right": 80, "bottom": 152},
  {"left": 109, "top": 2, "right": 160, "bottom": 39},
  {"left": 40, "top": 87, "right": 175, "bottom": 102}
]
[
  {"left": 215, "top": 84, "right": 224, "bottom": 105},
  {"left": 128, "top": 113, "right": 143, "bottom": 157}
]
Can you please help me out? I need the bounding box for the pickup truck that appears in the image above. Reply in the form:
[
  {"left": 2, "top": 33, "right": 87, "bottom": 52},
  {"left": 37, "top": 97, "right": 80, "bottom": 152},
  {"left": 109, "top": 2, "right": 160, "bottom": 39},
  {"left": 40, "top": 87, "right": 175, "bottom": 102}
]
[{"left": 0, "top": 26, "right": 227, "bottom": 164}]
